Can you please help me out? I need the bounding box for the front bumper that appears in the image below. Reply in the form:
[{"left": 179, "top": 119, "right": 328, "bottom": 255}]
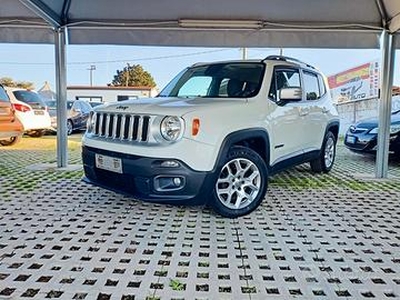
[
  {"left": 344, "top": 132, "right": 400, "bottom": 153},
  {"left": 82, "top": 146, "right": 215, "bottom": 205}
]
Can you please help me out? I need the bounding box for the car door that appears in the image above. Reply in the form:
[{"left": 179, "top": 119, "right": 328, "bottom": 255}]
[
  {"left": 267, "top": 67, "right": 306, "bottom": 165},
  {"left": 79, "top": 101, "right": 92, "bottom": 129},
  {"left": 300, "top": 70, "right": 328, "bottom": 152},
  {"left": 71, "top": 101, "right": 83, "bottom": 128}
]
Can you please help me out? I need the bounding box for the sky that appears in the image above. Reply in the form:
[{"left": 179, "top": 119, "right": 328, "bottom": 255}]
[{"left": 0, "top": 43, "right": 399, "bottom": 92}]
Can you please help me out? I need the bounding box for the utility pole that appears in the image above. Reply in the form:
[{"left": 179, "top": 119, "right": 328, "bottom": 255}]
[
  {"left": 87, "top": 65, "right": 96, "bottom": 86},
  {"left": 241, "top": 47, "right": 248, "bottom": 60},
  {"left": 279, "top": 48, "right": 284, "bottom": 56}
]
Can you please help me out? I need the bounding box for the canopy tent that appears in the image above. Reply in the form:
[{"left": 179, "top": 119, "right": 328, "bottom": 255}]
[{"left": 1, "top": 0, "right": 399, "bottom": 177}]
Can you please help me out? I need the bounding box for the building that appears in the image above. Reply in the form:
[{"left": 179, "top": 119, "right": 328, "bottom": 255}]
[{"left": 66, "top": 86, "right": 158, "bottom": 103}]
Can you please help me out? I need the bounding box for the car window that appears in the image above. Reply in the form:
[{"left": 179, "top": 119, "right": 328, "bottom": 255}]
[
  {"left": 0, "top": 87, "right": 10, "bottom": 102},
  {"left": 269, "top": 68, "right": 301, "bottom": 101},
  {"left": 67, "top": 101, "right": 74, "bottom": 110},
  {"left": 177, "top": 76, "right": 212, "bottom": 97},
  {"left": 303, "top": 71, "right": 321, "bottom": 100},
  {"left": 13, "top": 90, "right": 45, "bottom": 105},
  {"left": 159, "top": 62, "right": 265, "bottom": 99}
]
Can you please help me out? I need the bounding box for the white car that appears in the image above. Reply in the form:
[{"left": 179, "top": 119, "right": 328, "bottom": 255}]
[
  {"left": 82, "top": 56, "right": 340, "bottom": 218},
  {"left": 5, "top": 87, "right": 52, "bottom": 137}
]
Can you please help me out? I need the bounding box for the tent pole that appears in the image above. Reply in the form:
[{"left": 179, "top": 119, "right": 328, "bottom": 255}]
[
  {"left": 54, "top": 27, "right": 68, "bottom": 168},
  {"left": 375, "top": 30, "right": 396, "bottom": 178}
]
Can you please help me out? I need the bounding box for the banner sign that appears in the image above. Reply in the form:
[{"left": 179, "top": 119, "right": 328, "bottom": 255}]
[{"left": 328, "top": 61, "right": 380, "bottom": 103}]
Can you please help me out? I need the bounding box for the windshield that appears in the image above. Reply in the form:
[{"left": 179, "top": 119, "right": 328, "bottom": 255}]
[{"left": 158, "top": 62, "right": 265, "bottom": 98}]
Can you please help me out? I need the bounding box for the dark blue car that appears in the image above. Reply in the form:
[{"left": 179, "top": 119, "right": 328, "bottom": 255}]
[{"left": 344, "top": 110, "right": 400, "bottom": 155}]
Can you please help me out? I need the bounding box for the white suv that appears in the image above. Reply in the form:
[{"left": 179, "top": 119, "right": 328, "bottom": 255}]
[{"left": 82, "top": 56, "right": 339, "bottom": 218}]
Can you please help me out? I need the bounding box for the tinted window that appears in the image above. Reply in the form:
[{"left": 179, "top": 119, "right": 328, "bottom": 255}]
[
  {"left": 0, "top": 87, "right": 10, "bottom": 102},
  {"left": 269, "top": 68, "right": 301, "bottom": 101},
  {"left": 303, "top": 71, "right": 320, "bottom": 100},
  {"left": 13, "top": 90, "right": 45, "bottom": 107}
]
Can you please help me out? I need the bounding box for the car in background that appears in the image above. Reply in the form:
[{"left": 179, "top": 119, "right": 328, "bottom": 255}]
[
  {"left": 5, "top": 87, "right": 51, "bottom": 137},
  {"left": 0, "top": 84, "right": 24, "bottom": 146},
  {"left": 46, "top": 99, "right": 92, "bottom": 135},
  {"left": 344, "top": 110, "right": 400, "bottom": 155}
]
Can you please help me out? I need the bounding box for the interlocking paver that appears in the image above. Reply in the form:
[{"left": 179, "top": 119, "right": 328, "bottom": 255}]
[{"left": 0, "top": 139, "right": 399, "bottom": 299}]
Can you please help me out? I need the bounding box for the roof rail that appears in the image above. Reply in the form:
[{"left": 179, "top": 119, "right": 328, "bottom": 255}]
[{"left": 264, "top": 55, "right": 315, "bottom": 69}]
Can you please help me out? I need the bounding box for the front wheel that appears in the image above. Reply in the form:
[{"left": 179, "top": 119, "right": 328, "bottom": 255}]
[
  {"left": 211, "top": 146, "right": 268, "bottom": 218},
  {"left": 0, "top": 136, "right": 21, "bottom": 146},
  {"left": 310, "top": 131, "right": 336, "bottom": 173},
  {"left": 67, "top": 120, "right": 73, "bottom": 135}
]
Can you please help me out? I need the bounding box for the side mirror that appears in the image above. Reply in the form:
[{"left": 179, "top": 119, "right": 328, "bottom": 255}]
[{"left": 279, "top": 87, "right": 302, "bottom": 102}]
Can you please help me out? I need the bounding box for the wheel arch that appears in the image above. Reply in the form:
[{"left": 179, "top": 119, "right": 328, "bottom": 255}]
[
  {"left": 213, "top": 128, "right": 271, "bottom": 171},
  {"left": 325, "top": 120, "right": 340, "bottom": 141}
]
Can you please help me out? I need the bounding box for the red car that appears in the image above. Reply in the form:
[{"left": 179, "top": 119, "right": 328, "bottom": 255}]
[{"left": 0, "top": 84, "right": 24, "bottom": 146}]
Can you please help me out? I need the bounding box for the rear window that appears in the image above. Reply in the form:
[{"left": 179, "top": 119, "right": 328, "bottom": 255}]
[{"left": 13, "top": 90, "right": 46, "bottom": 109}]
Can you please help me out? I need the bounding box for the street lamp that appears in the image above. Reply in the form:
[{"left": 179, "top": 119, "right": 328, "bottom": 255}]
[{"left": 87, "top": 65, "right": 96, "bottom": 86}]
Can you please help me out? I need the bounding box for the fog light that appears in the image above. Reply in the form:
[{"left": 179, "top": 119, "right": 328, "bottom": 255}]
[
  {"left": 154, "top": 176, "right": 185, "bottom": 191},
  {"left": 173, "top": 177, "right": 182, "bottom": 186},
  {"left": 161, "top": 160, "right": 180, "bottom": 168}
]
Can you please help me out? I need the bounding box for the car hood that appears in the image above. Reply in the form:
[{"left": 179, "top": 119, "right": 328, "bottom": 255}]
[
  {"left": 94, "top": 97, "right": 247, "bottom": 116},
  {"left": 354, "top": 113, "right": 400, "bottom": 128}
]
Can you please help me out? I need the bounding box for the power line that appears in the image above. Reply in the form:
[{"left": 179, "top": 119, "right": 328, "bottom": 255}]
[{"left": 0, "top": 48, "right": 233, "bottom": 66}]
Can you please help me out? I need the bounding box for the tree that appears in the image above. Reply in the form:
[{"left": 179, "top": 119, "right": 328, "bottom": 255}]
[
  {"left": 0, "top": 77, "right": 34, "bottom": 89},
  {"left": 110, "top": 64, "right": 156, "bottom": 88}
]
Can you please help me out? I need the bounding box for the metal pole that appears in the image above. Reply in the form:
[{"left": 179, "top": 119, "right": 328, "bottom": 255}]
[
  {"left": 241, "top": 48, "right": 247, "bottom": 60},
  {"left": 54, "top": 27, "right": 68, "bottom": 168},
  {"left": 88, "top": 65, "right": 96, "bottom": 86},
  {"left": 375, "top": 30, "right": 396, "bottom": 178}
]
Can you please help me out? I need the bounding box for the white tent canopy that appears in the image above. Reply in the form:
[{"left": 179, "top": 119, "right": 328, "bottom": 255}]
[
  {"left": 1, "top": 0, "right": 399, "bottom": 47},
  {"left": 1, "top": 0, "right": 400, "bottom": 177}
]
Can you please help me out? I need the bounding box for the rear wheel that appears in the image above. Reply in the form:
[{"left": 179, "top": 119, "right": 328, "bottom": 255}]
[
  {"left": 211, "top": 146, "right": 268, "bottom": 218},
  {"left": 28, "top": 130, "right": 45, "bottom": 138},
  {"left": 0, "top": 136, "right": 21, "bottom": 146},
  {"left": 310, "top": 131, "right": 336, "bottom": 173}
]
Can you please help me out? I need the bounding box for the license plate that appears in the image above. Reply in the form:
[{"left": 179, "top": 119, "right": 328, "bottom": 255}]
[
  {"left": 95, "top": 154, "right": 123, "bottom": 173},
  {"left": 346, "top": 135, "right": 356, "bottom": 144},
  {"left": 34, "top": 110, "right": 44, "bottom": 115}
]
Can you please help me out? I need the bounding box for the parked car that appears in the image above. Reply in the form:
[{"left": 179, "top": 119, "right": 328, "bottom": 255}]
[
  {"left": 0, "top": 84, "right": 24, "bottom": 146},
  {"left": 344, "top": 110, "right": 400, "bottom": 155},
  {"left": 82, "top": 56, "right": 339, "bottom": 218},
  {"left": 5, "top": 87, "right": 51, "bottom": 137},
  {"left": 46, "top": 99, "right": 92, "bottom": 135}
]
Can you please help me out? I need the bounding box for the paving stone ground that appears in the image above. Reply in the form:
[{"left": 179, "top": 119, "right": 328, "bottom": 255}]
[{"left": 0, "top": 137, "right": 399, "bottom": 299}]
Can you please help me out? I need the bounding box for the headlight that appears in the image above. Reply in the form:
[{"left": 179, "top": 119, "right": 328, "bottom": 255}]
[
  {"left": 368, "top": 125, "right": 400, "bottom": 135},
  {"left": 390, "top": 124, "right": 400, "bottom": 134},
  {"left": 160, "top": 116, "right": 184, "bottom": 141},
  {"left": 369, "top": 127, "right": 378, "bottom": 134}
]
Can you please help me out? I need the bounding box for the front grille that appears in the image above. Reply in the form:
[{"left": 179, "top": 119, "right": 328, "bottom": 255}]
[{"left": 90, "top": 112, "right": 151, "bottom": 142}]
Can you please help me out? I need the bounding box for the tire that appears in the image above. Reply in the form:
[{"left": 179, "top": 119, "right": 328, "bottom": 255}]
[
  {"left": 28, "top": 130, "right": 45, "bottom": 138},
  {"left": 211, "top": 146, "right": 268, "bottom": 218},
  {"left": 310, "top": 131, "right": 336, "bottom": 173},
  {"left": 0, "top": 135, "right": 21, "bottom": 146},
  {"left": 67, "top": 120, "right": 73, "bottom": 135}
]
